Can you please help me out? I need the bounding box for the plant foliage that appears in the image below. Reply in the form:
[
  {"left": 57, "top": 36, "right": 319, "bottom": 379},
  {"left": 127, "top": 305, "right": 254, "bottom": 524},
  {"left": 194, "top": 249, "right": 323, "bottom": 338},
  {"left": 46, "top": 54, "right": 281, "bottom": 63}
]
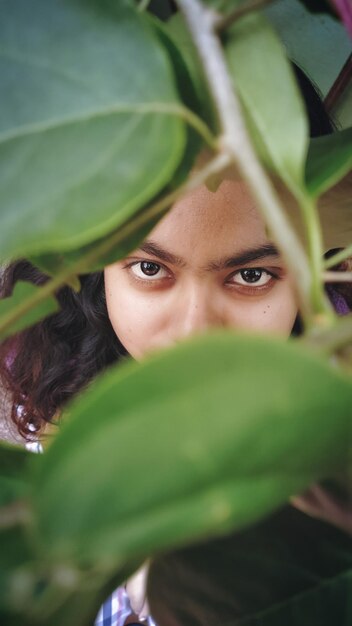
[{"left": 0, "top": 0, "right": 351, "bottom": 625}]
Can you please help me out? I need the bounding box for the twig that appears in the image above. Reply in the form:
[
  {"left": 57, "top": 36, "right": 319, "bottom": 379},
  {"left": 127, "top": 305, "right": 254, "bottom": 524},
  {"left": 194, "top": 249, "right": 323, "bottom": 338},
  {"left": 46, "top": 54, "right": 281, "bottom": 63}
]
[
  {"left": 177, "top": 0, "right": 315, "bottom": 323},
  {"left": 0, "top": 153, "right": 230, "bottom": 338},
  {"left": 324, "top": 244, "right": 352, "bottom": 270},
  {"left": 323, "top": 271, "right": 352, "bottom": 283},
  {"left": 214, "top": 0, "right": 276, "bottom": 32},
  {"left": 297, "top": 193, "right": 330, "bottom": 316}
]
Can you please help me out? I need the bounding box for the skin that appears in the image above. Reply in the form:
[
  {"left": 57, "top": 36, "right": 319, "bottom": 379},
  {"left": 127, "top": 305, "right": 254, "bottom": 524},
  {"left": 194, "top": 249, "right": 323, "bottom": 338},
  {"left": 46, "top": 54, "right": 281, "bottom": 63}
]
[{"left": 104, "top": 178, "right": 298, "bottom": 360}]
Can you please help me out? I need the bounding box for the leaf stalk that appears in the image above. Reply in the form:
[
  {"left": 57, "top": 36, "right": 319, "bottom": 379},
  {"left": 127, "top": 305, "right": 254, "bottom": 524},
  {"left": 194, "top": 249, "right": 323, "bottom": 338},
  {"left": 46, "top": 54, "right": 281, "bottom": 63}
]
[
  {"left": 324, "top": 244, "right": 352, "bottom": 270},
  {"left": 297, "top": 193, "right": 334, "bottom": 318},
  {"left": 323, "top": 271, "right": 352, "bottom": 283}
]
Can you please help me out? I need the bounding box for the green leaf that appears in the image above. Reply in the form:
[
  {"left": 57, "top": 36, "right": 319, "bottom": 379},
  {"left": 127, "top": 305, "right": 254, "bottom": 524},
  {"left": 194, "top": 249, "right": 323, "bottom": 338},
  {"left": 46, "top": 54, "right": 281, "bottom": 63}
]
[
  {"left": 0, "top": 282, "right": 58, "bottom": 340},
  {"left": 147, "top": 506, "right": 352, "bottom": 626},
  {"left": 32, "top": 333, "right": 352, "bottom": 567},
  {"left": 29, "top": 208, "right": 164, "bottom": 276},
  {"left": 29, "top": 10, "right": 211, "bottom": 280},
  {"left": 225, "top": 13, "right": 309, "bottom": 195},
  {"left": 0, "top": 0, "right": 186, "bottom": 261},
  {"left": 306, "top": 127, "right": 352, "bottom": 196}
]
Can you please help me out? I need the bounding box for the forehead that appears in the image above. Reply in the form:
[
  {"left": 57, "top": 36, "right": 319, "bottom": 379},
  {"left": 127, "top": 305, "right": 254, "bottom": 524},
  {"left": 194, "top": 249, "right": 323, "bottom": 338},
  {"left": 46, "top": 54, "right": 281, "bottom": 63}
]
[{"left": 149, "top": 178, "right": 269, "bottom": 260}]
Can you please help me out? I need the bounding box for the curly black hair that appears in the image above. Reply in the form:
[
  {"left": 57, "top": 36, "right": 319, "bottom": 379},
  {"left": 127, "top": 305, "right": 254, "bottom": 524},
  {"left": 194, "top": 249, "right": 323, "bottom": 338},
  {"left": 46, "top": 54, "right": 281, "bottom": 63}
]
[{"left": 0, "top": 261, "right": 127, "bottom": 438}]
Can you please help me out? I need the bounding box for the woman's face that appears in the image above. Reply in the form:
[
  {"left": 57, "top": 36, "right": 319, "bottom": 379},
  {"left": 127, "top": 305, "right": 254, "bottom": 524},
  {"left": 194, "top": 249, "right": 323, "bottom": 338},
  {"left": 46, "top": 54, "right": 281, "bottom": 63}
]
[{"left": 104, "top": 178, "right": 298, "bottom": 360}]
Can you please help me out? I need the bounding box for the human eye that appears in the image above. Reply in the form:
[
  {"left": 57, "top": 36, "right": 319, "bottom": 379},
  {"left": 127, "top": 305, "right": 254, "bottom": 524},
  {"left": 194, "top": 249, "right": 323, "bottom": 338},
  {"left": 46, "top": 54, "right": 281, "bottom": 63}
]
[
  {"left": 226, "top": 267, "right": 279, "bottom": 291},
  {"left": 127, "top": 260, "right": 170, "bottom": 282},
  {"left": 233, "top": 268, "right": 273, "bottom": 285}
]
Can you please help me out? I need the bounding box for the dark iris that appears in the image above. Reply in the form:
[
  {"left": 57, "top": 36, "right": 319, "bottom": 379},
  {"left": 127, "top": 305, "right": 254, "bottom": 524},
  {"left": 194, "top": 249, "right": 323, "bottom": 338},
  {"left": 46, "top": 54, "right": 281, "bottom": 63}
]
[
  {"left": 241, "top": 268, "right": 263, "bottom": 283},
  {"left": 141, "top": 261, "right": 160, "bottom": 276}
]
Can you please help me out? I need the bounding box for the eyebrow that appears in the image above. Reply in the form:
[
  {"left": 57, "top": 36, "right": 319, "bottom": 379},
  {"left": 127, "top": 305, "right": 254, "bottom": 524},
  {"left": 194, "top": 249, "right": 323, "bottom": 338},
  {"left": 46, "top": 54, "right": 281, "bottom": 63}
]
[
  {"left": 207, "top": 243, "right": 280, "bottom": 271},
  {"left": 138, "top": 241, "right": 186, "bottom": 267},
  {"left": 137, "top": 240, "right": 280, "bottom": 271}
]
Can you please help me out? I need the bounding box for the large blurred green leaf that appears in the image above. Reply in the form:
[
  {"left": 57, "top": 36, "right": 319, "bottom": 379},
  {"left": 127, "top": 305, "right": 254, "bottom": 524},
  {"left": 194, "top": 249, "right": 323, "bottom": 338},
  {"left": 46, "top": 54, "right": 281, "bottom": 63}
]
[
  {"left": 0, "top": 0, "right": 186, "bottom": 261},
  {"left": 306, "top": 127, "right": 352, "bottom": 196},
  {"left": 32, "top": 333, "right": 352, "bottom": 567},
  {"left": 0, "top": 282, "right": 58, "bottom": 340},
  {"left": 225, "top": 13, "right": 309, "bottom": 196}
]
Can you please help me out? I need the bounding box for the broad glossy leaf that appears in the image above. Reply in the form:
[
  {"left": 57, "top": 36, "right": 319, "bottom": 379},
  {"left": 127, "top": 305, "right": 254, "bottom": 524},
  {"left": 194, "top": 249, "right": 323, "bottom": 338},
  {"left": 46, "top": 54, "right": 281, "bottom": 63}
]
[
  {"left": 225, "top": 13, "right": 309, "bottom": 195},
  {"left": 306, "top": 127, "right": 352, "bottom": 196},
  {"left": 29, "top": 208, "right": 164, "bottom": 277},
  {"left": 0, "top": 282, "right": 58, "bottom": 340},
  {"left": 27, "top": 13, "right": 207, "bottom": 279},
  {"left": 0, "top": 0, "right": 186, "bottom": 261},
  {"left": 33, "top": 333, "right": 352, "bottom": 566},
  {"left": 148, "top": 506, "right": 352, "bottom": 626}
]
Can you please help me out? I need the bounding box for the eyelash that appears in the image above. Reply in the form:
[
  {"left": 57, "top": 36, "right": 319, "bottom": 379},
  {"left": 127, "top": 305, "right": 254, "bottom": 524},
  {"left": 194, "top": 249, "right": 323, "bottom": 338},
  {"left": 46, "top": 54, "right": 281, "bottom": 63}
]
[
  {"left": 126, "top": 260, "right": 170, "bottom": 281},
  {"left": 226, "top": 268, "right": 278, "bottom": 289},
  {"left": 124, "top": 260, "right": 280, "bottom": 291}
]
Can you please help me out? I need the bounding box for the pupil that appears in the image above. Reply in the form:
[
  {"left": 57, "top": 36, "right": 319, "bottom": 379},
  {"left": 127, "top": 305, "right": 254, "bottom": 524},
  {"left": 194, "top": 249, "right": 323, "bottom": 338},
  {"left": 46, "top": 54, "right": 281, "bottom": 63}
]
[
  {"left": 241, "top": 269, "right": 262, "bottom": 283},
  {"left": 141, "top": 261, "right": 160, "bottom": 276}
]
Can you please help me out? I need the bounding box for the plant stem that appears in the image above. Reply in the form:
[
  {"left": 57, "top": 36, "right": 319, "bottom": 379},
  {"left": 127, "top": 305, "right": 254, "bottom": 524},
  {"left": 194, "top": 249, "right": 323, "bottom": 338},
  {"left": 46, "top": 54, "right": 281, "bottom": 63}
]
[
  {"left": 297, "top": 193, "right": 333, "bottom": 317},
  {"left": 174, "top": 104, "right": 218, "bottom": 149},
  {"left": 325, "top": 244, "right": 352, "bottom": 269},
  {"left": 177, "top": 0, "right": 314, "bottom": 322},
  {"left": 0, "top": 153, "right": 230, "bottom": 339},
  {"left": 214, "top": 0, "right": 276, "bottom": 32},
  {"left": 323, "top": 271, "right": 352, "bottom": 283}
]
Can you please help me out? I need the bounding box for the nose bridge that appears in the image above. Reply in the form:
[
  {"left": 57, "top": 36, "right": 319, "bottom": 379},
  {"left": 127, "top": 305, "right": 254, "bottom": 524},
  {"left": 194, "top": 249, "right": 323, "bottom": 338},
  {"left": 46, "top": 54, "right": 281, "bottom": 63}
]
[{"left": 176, "top": 280, "right": 220, "bottom": 337}]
